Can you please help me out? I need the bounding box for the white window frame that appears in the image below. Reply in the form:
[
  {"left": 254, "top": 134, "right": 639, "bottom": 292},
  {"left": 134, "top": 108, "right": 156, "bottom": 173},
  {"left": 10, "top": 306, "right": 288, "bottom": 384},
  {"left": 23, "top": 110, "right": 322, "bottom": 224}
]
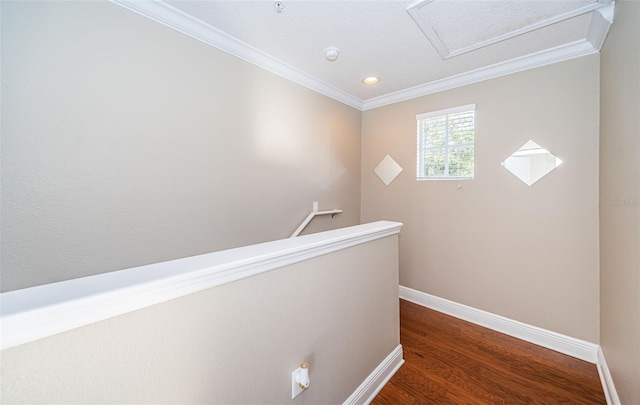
[{"left": 416, "top": 104, "right": 476, "bottom": 181}]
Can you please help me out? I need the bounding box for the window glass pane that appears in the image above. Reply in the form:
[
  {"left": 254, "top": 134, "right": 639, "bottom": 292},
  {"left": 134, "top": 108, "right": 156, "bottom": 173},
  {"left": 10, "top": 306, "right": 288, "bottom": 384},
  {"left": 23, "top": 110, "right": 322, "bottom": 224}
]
[
  {"left": 448, "top": 112, "right": 475, "bottom": 145},
  {"left": 448, "top": 146, "right": 474, "bottom": 177},
  {"left": 423, "top": 148, "right": 446, "bottom": 177},
  {"left": 423, "top": 116, "right": 447, "bottom": 147},
  {"left": 417, "top": 106, "right": 475, "bottom": 180}
]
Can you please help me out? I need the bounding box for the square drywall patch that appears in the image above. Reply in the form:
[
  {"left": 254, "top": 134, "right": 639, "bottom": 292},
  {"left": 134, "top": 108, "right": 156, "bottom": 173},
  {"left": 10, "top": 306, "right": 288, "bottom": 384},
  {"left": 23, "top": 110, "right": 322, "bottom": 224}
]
[{"left": 374, "top": 154, "right": 403, "bottom": 186}]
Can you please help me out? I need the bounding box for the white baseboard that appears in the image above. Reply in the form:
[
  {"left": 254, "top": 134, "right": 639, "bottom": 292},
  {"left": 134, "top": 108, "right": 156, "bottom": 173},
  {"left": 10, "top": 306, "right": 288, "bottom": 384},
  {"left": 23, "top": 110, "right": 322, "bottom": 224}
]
[
  {"left": 597, "top": 347, "right": 621, "bottom": 405},
  {"left": 399, "top": 286, "right": 599, "bottom": 363},
  {"left": 343, "top": 344, "right": 404, "bottom": 405}
]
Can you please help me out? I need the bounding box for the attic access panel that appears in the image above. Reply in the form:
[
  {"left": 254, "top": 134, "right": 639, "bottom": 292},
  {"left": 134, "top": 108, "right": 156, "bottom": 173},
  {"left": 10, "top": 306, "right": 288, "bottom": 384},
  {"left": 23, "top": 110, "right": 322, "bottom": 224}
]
[{"left": 407, "top": 0, "right": 612, "bottom": 59}]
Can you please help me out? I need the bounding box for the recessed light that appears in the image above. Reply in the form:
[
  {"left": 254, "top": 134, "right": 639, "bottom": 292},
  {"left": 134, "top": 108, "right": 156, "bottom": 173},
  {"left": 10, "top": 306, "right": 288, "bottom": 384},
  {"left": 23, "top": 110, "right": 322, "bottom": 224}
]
[{"left": 362, "top": 76, "right": 380, "bottom": 85}]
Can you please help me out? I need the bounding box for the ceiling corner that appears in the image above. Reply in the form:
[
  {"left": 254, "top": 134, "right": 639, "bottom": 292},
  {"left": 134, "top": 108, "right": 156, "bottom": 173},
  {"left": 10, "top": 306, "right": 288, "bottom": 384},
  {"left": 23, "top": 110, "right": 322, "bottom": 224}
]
[
  {"left": 362, "top": 40, "right": 598, "bottom": 111},
  {"left": 587, "top": 2, "right": 616, "bottom": 50}
]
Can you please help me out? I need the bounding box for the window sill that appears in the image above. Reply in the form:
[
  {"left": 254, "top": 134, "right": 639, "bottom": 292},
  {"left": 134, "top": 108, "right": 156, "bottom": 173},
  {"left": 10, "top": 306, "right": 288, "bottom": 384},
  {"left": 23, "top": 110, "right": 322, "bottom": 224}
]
[{"left": 417, "top": 177, "right": 474, "bottom": 181}]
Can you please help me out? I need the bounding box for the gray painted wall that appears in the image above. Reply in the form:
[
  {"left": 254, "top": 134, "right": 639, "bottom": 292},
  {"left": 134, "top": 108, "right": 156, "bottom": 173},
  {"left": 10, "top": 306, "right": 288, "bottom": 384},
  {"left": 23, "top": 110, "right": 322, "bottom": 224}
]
[
  {"left": 1, "top": 0, "right": 362, "bottom": 292},
  {"left": 361, "top": 56, "right": 600, "bottom": 342},
  {"left": 600, "top": 1, "right": 640, "bottom": 402},
  {"left": 3, "top": 0, "right": 640, "bottom": 401}
]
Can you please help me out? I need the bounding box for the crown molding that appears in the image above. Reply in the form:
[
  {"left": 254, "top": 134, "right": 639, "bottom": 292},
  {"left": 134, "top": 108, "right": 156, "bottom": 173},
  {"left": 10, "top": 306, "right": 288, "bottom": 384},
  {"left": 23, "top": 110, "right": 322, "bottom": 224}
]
[
  {"left": 110, "top": 0, "right": 613, "bottom": 113},
  {"left": 109, "top": 0, "right": 364, "bottom": 110},
  {"left": 363, "top": 1, "right": 614, "bottom": 111},
  {"left": 362, "top": 40, "right": 598, "bottom": 110},
  {"left": 587, "top": 2, "right": 615, "bottom": 50}
]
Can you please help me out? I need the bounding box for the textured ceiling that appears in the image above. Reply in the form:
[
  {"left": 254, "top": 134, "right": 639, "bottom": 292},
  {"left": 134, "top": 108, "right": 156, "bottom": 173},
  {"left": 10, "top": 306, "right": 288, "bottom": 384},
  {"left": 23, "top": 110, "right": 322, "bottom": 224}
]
[
  {"left": 117, "top": 0, "right": 614, "bottom": 108},
  {"left": 408, "top": 0, "right": 605, "bottom": 58}
]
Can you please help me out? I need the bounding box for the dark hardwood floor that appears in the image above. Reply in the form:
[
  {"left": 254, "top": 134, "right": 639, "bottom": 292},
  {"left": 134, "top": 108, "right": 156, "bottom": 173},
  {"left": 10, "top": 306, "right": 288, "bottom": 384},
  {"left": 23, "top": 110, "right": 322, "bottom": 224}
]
[{"left": 372, "top": 300, "right": 606, "bottom": 404}]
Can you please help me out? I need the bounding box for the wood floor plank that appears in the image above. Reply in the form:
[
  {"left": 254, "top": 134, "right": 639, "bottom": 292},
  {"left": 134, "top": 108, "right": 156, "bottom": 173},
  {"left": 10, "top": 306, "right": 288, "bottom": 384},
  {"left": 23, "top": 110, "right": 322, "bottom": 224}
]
[
  {"left": 401, "top": 342, "right": 526, "bottom": 404},
  {"left": 371, "top": 380, "right": 416, "bottom": 405},
  {"left": 399, "top": 302, "right": 603, "bottom": 399},
  {"left": 371, "top": 300, "right": 606, "bottom": 404},
  {"left": 402, "top": 327, "right": 597, "bottom": 404}
]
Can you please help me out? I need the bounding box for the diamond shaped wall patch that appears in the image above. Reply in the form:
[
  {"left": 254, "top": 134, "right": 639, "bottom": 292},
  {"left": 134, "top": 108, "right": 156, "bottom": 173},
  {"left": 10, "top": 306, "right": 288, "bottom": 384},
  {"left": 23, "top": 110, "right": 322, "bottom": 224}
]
[
  {"left": 501, "top": 140, "right": 562, "bottom": 186},
  {"left": 374, "top": 154, "right": 403, "bottom": 186}
]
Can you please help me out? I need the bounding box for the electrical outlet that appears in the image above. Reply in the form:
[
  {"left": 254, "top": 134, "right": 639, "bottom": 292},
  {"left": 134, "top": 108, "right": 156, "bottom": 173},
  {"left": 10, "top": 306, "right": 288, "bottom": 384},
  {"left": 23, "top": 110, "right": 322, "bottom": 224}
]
[
  {"left": 312, "top": 202, "right": 318, "bottom": 212},
  {"left": 292, "top": 368, "right": 305, "bottom": 399}
]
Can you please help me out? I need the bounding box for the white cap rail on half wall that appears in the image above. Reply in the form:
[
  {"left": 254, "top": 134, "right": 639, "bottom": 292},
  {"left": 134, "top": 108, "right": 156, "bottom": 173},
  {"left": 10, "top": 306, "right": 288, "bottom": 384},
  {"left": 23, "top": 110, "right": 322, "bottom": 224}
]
[{"left": 0, "top": 220, "right": 401, "bottom": 350}]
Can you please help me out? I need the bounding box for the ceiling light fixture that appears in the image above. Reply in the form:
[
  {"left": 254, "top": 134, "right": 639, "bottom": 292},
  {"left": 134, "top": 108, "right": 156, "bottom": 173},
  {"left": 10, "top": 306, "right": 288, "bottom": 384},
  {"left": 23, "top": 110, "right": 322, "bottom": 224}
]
[
  {"left": 324, "top": 47, "right": 340, "bottom": 62},
  {"left": 362, "top": 76, "right": 380, "bottom": 85}
]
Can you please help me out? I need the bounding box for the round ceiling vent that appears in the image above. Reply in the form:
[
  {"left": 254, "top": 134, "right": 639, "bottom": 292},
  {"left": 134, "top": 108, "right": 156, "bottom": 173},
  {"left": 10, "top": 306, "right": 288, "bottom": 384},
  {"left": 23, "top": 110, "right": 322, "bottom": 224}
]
[{"left": 324, "top": 47, "right": 340, "bottom": 62}]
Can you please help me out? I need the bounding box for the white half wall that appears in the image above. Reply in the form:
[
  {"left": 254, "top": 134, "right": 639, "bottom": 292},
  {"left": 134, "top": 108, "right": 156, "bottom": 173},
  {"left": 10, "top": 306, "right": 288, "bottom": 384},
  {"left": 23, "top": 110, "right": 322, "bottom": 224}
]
[{"left": 0, "top": 228, "right": 401, "bottom": 404}]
